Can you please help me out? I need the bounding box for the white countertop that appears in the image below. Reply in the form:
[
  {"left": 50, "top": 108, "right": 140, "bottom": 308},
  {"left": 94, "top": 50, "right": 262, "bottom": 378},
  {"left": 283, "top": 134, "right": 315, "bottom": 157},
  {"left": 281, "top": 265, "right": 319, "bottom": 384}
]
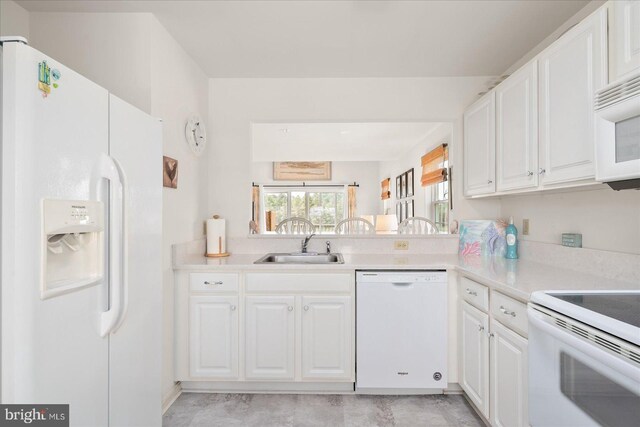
[{"left": 174, "top": 253, "right": 639, "bottom": 302}]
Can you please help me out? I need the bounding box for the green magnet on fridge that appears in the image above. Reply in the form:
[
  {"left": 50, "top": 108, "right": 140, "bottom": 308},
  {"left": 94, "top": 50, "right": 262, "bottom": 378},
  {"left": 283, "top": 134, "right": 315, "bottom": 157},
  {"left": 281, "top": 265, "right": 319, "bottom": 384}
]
[{"left": 53, "top": 83, "right": 59, "bottom": 88}]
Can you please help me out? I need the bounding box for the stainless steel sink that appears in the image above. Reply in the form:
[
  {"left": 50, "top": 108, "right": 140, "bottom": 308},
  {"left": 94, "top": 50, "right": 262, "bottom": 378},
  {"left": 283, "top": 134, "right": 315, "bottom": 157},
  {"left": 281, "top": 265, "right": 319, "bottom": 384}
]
[{"left": 254, "top": 252, "right": 344, "bottom": 264}]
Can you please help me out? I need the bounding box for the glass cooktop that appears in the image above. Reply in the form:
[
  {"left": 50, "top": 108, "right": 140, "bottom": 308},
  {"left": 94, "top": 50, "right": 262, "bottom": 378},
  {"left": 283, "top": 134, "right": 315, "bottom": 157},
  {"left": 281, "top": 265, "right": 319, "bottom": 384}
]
[{"left": 552, "top": 293, "right": 640, "bottom": 328}]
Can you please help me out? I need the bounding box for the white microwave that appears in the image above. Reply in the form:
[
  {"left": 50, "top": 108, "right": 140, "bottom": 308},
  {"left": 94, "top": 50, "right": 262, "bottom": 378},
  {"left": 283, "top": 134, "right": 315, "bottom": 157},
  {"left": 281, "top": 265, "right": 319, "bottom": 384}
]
[{"left": 594, "top": 73, "right": 640, "bottom": 190}]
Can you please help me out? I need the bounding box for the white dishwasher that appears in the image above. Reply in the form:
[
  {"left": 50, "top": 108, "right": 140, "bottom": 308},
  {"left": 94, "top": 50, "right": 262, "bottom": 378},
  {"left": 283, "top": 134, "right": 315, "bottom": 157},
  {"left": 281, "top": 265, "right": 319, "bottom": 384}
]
[{"left": 356, "top": 270, "right": 448, "bottom": 394}]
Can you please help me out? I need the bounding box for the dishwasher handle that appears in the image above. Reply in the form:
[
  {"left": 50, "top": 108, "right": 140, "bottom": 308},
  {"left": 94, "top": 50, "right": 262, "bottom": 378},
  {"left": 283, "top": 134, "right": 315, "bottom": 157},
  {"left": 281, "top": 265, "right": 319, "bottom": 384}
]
[{"left": 392, "top": 282, "right": 414, "bottom": 286}]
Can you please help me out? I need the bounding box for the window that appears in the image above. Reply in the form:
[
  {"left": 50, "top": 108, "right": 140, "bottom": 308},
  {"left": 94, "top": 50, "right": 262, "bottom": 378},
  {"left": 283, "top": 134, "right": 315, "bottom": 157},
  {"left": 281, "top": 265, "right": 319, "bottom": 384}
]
[
  {"left": 421, "top": 143, "right": 449, "bottom": 233},
  {"left": 263, "top": 187, "right": 346, "bottom": 233},
  {"left": 432, "top": 177, "right": 449, "bottom": 233}
]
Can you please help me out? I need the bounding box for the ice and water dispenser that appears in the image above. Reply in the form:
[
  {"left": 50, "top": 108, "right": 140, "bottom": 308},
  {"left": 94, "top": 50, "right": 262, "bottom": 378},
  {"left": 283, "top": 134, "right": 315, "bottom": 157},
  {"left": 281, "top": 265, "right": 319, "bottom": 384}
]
[{"left": 41, "top": 199, "right": 104, "bottom": 299}]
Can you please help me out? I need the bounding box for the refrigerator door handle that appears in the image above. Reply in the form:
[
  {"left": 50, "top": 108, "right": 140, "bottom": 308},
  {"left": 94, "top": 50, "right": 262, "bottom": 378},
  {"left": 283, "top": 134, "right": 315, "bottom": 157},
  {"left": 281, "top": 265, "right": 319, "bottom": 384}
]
[
  {"left": 92, "top": 153, "right": 127, "bottom": 337},
  {"left": 110, "top": 156, "right": 129, "bottom": 334}
]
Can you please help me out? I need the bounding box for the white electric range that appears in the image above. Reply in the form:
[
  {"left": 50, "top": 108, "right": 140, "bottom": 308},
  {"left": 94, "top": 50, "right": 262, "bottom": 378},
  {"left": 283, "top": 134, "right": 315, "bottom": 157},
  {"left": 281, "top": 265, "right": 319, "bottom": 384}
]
[{"left": 528, "top": 291, "right": 640, "bottom": 427}]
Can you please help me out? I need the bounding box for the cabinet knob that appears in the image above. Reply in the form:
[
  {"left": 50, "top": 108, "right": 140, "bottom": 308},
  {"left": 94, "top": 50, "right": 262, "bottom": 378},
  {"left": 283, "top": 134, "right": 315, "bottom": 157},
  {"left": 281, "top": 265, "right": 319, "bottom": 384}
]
[
  {"left": 465, "top": 288, "right": 478, "bottom": 296},
  {"left": 304, "top": 305, "right": 309, "bottom": 311},
  {"left": 478, "top": 325, "right": 485, "bottom": 332},
  {"left": 527, "top": 171, "right": 534, "bottom": 176},
  {"left": 230, "top": 305, "right": 236, "bottom": 311},
  {"left": 538, "top": 168, "right": 546, "bottom": 175},
  {"left": 288, "top": 306, "right": 294, "bottom": 312},
  {"left": 488, "top": 332, "right": 495, "bottom": 338},
  {"left": 500, "top": 306, "right": 516, "bottom": 317},
  {"left": 487, "top": 180, "right": 493, "bottom": 184}
]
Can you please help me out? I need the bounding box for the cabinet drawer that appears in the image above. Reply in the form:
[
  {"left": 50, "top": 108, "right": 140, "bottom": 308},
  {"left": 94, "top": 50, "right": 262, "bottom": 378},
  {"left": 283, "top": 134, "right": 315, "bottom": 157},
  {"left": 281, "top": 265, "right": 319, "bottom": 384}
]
[
  {"left": 245, "top": 273, "right": 352, "bottom": 294},
  {"left": 490, "top": 291, "right": 528, "bottom": 337},
  {"left": 190, "top": 273, "right": 239, "bottom": 293},
  {"left": 459, "top": 277, "right": 489, "bottom": 312}
]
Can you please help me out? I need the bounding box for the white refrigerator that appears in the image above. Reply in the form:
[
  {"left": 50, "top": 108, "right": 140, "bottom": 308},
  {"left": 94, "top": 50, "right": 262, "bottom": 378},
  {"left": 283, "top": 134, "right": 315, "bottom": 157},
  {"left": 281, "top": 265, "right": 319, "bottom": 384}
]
[{"left": 1, "top": 40, "right": 162, "bottom": 426}]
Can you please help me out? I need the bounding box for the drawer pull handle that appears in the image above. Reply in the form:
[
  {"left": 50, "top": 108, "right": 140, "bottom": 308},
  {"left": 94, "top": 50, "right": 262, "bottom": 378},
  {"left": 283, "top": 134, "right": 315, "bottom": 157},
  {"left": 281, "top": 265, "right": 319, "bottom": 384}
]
[
  {"left": 465, "top": 288, "right": 478, "bottom": 296},
  {"left": 204, "top": 281, "right": 223, "bottom": 285},
  {"left": 230, "top": 305, "right": 236, "bottom": 311},
  {"left": 500, "top": 306, "right": 517, "bottom": 317},
  {"left": 304, "top": 305, "right": 309, "bottom": 311},
  {"left": 288, "top": 306, "right": 294, "bottom": 312}
]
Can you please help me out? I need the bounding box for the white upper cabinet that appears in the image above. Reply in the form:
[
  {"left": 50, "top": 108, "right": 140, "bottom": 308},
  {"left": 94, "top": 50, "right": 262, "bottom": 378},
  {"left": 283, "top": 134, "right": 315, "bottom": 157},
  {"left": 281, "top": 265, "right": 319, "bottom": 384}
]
[
  {"left": 538, "top": 8, "right": 607, "bottom": 185},
  {"left": 496, "top": 61, "right": 539, "bottom": 191},
  {"left": 610, "top": 0, "right": 640, "bottom": 81},
  {"left": 464, "top": 92, "right": 496, "bottom": 196},
  {"left": 301, "top": 296, "right": 352, "bottom": 381}
]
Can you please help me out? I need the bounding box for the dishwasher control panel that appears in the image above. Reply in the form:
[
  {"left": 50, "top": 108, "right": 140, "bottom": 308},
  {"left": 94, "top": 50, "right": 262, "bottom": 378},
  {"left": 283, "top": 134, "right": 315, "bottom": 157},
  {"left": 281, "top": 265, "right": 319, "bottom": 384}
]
[{"left": 357, "top": 271, "right": 447, "bottom": 283}]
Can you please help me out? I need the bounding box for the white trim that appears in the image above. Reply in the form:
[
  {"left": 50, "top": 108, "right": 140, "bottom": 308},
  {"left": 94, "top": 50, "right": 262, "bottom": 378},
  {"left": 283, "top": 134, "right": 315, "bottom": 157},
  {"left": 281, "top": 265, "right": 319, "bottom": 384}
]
[
  {"left": 162, "top": 382, "right": 182, "bottom": 414},
  {"left": 180, "top": 381, "right": 354, "bottom": 393}
]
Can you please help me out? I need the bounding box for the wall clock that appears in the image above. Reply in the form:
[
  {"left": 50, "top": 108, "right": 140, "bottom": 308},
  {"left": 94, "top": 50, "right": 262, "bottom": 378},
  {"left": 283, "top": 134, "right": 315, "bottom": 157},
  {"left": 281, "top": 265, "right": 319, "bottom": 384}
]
[{"left": 185, "top": 116, "right": 206, "bottom": 156}]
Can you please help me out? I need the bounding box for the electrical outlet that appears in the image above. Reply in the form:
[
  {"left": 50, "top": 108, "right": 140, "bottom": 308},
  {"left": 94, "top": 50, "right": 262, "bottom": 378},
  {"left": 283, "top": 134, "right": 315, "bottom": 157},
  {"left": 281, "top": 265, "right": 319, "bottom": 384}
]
[
  {"left": 523, "top": 219, "right": 530, "bottom": 235},
  {"left": 394, "top": 240, "right": 409, "bottom": 250}
]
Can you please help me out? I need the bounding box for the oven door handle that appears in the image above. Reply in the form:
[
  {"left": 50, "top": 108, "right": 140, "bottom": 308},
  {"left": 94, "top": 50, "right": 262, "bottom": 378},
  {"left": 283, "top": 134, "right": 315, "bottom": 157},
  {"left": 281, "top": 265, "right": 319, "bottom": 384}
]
[{"left": 529, "top": 308, "right": 640, "bottom": 382}]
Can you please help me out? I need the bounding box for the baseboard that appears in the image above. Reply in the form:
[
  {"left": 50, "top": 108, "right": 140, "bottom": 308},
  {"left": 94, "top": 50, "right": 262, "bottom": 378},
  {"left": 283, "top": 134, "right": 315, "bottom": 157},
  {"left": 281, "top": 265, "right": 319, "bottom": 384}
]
[
  {"left": 162, "top": 382, "right": 182, "bottom": 414},
  {"left": 180, "top": 381, "right": 355, "bottom": 394}
]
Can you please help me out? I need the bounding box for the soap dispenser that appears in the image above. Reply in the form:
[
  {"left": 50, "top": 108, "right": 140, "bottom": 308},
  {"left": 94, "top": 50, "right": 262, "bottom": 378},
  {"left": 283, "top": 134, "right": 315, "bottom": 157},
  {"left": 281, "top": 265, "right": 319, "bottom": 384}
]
[{"left": 505, "top": 216, "right": 518, "bottom": 259}]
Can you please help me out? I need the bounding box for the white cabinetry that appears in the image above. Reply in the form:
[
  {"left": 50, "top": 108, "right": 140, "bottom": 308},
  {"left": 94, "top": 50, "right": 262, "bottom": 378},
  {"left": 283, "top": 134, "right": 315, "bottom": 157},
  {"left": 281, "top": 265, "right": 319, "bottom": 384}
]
[
  {"left": 496, "top": 61, "right": 538, "bottom": 191},
  {"left": 189, "top": 296, "right": 239, "bottom": 378},
  {"left": 459, "top": 277, "right": 529, "bottom": 426},
  {"left": 245, "top": 296, "right": 296, "bottom": 380},
  {"left": 464, "top": 92, "right": 496, "bottom": 196},
  {"left": 301, "top": 296, "right": 352, "bottom": 380},
  {"left": 538, "top": 8, "right": 607, "bottom": 185},
  {"left": 610, "top": 0, "right": 640, "bottom": 81},
  {"left": 461, "top": 300, "right": 490, "bottom": 418},
  {"left": 490, "top": 319, "right": 528, "bottom": 427}
]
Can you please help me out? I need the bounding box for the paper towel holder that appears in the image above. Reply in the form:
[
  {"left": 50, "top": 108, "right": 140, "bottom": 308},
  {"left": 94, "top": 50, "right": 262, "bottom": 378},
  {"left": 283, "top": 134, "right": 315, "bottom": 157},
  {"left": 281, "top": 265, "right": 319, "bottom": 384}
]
[{"left": 205, "top": 214, "right": 230, "bottom": 258}]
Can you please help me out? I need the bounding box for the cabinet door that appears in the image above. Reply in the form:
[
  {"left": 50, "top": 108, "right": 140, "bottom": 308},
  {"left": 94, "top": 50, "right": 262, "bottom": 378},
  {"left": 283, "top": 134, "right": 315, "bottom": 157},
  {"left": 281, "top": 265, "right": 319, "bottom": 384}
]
[
  {"left": 490, "top": 319, "right": 529, "bottom": 427},
  {"left": 189, "top": 296, "right": 239, "bottom": 378},
  {"left": 539, "top": 8, "right": 607, "bottom": 185},
  {"left": 464, "top": 92, "right": 496, "bottom": 196},
  {"left": 301, "top": 296, "right": 352, "bottom": 381},
  {"left": 496, "top": 61, "right": 538, "bottom": 191},
  {"left": 460, "top": 301, "right": 490, "bottom": 418},
  {"left": 245, "top": 296, "right": 295, "bottom": 380},
  {"left": 610, "top": 0, "right": 640, "bottom": 81}
]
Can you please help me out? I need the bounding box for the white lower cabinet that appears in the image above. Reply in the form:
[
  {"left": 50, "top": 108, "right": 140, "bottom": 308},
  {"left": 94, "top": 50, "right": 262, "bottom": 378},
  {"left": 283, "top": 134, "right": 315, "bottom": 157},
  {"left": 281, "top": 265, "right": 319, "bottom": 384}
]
[
  {"left": 490, "top": 319, "right": 529, "bottom": 427},
  {"left": 189, "top": 296, "right": 239, "bottom": 378},
  {"left": 461, "top": 300, "right": 490, "bottom": 418},
  {"left": 301, "top": 296, "right": 352, "bottom": 380},
  {"left": 459, "top": 277, "right": 529, "bottom": 426},
  {"left": 245, "top": 295, "right": 296, "bottom": 380}
]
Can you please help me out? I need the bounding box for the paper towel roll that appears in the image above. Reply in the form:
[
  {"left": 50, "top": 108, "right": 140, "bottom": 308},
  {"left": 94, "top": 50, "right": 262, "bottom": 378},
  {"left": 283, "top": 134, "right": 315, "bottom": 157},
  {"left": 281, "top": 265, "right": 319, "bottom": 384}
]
[{"left": 206, "top": 218, "right": 226, "bottom": 255}]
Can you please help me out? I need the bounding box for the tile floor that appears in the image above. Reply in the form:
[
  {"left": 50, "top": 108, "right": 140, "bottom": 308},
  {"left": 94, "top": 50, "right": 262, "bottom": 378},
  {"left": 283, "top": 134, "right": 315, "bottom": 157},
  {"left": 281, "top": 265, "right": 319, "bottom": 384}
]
[{"left": 163, "top": 393, "right": 485, "bottom": 427}]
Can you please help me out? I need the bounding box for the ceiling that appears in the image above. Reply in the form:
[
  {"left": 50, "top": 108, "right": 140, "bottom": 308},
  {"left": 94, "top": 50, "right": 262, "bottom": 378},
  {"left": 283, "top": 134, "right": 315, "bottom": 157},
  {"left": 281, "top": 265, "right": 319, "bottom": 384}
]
[
  {"left": 251, "top": 122, "right": 443, "bottom": 162},
  {"left": 17, "top": 0, "right": 590, "bottom": 78}
]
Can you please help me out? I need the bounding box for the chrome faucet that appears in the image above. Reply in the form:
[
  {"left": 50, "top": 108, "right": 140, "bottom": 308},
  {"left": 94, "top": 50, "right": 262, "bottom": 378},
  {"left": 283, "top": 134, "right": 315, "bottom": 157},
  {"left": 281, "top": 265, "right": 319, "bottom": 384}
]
[{"left": 301, "top": 233, "right": 316, "bottom": 253}]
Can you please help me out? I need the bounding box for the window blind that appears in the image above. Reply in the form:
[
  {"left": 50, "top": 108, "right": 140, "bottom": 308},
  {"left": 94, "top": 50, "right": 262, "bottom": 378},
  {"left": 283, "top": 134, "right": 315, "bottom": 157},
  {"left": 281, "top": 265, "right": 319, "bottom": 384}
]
[{"left": 421, "top": 143, "right": 448, "bottom": 187}]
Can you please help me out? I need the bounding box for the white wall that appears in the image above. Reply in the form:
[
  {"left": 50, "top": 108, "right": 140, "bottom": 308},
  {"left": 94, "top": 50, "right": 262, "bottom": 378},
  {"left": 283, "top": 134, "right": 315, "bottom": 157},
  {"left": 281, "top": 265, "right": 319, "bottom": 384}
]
[
  {"left": 252, "top": 161, "right": 380, "bottom": 219},
  {"left": 379, "top": 123, "right": 452, "bottom": 221},
  {"left": 500, "top": 187, "right": 640, "bottom": 254},
  {"left": 29, "top": 12, "right": 153, "bottom": 113},
  {"left": 27, "top": 12, "right": 209, "bottom": 403},
  {"left": 0, "top": 0, "right": 29, "bottom": 39},
  {"left": 209, "top": 77, "right": 502, "bottom": 238}
]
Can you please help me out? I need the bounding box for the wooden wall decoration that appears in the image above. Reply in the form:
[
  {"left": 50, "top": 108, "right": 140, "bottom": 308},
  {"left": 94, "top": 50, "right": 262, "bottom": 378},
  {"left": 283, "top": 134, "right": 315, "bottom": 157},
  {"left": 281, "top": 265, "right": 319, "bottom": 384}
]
[{"left": 273, "top": 162, "right": 332, "bottom": 181}]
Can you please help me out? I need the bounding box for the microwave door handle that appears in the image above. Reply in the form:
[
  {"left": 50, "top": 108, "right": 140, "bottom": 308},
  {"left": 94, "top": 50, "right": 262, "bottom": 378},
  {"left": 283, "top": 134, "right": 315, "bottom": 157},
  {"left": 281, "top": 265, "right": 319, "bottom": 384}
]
[
  {"left": 528, "top": 309, "right": 640, "bottom": 382},
  {"left": 92, "top": 154, "right": 124, "bottom": 338}
]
